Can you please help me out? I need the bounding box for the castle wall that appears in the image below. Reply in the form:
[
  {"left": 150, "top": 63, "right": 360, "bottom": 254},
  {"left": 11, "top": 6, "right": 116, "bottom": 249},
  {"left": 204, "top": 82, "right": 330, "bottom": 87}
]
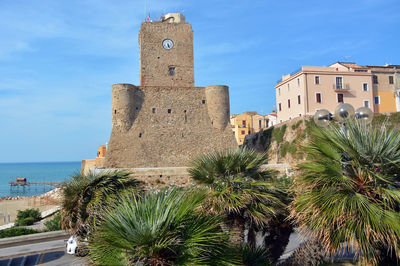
[{"left": 105, "top": 85, "right": 237, "bottom": 168}]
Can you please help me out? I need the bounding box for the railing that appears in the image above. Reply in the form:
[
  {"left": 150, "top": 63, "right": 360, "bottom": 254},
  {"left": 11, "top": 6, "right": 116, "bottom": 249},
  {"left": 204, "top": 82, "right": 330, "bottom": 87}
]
[
  {"left": 332, "top": 83, "right": 350, "bottom": 91},
  {"left": 290, "top": 67, "right": 302, "bottom": 76},
  {"left": 276, "top": 67, "right": 302, "bottom": 84}
]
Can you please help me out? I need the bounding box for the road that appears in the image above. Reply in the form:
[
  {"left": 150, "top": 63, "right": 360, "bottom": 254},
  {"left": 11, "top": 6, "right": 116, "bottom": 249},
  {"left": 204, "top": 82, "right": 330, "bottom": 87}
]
[{"left": 0, "top": 240, "right": 87, "bottom": 265}]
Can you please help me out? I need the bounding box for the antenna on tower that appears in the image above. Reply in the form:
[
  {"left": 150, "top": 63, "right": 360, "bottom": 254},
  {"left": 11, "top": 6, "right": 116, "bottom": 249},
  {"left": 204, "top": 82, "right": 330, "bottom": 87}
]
[
  {"left": 144, "top": 0, "right": 147, "bottom": 21},
  {"left": 144, "top": 0, "right": 150, "bottom": 21}
]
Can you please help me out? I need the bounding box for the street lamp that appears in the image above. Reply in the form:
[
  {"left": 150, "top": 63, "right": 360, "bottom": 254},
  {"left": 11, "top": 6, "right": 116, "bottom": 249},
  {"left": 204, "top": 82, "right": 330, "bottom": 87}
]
[{"left": 313, "top": 103, "right": 373, "bottom": 127}]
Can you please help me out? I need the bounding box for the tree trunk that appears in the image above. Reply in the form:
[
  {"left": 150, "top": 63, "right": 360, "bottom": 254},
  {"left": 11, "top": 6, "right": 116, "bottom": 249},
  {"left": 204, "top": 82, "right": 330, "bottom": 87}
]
[
  {"left": 277, "top": 238, "right": 330, "bottom": 266},
  {"left": 227, "top": 216, "right": 246, "bottom": 245}
]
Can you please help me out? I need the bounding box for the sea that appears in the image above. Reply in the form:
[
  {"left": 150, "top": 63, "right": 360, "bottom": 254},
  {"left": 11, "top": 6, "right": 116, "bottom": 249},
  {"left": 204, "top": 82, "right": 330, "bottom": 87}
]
[{"left": 0, "top": 162, "right": 81, "bottom": 198}]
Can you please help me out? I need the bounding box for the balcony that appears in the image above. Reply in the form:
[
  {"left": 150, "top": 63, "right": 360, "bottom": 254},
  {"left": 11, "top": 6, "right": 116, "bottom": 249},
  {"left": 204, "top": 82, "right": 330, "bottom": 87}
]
[{"left": 333, "top": 83, "right": 350, "bottom": 92}]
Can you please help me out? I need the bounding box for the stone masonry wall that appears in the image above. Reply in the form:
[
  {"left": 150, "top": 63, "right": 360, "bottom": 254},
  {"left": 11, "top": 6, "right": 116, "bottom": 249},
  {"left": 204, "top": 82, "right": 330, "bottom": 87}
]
[
  {"left": 139, "top": 21, "right": 194, "bottom": 87},
  {"left": 104, "top": 84, "right": 237, "bottom": 168}
]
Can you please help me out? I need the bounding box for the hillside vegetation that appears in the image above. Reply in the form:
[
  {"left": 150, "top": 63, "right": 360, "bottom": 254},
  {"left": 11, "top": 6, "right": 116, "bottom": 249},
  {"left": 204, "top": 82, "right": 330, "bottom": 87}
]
[{"left": 243, "top": 112, "right": 400, "bottom": 165}]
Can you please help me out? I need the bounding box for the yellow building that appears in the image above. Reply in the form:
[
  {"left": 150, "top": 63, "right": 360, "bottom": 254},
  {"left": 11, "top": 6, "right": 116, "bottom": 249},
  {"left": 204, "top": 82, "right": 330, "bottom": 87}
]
[
  {"left": 230, "top": 112, "right": 269, "bottom": 145},
  {"left": 367, "top": 65, "right": 400, "bottom": 113}
]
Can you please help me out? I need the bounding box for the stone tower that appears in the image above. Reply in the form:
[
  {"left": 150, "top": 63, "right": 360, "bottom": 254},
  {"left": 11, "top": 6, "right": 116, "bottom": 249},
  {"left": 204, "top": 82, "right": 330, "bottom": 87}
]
[
  {"left": 139, "top": 13, "right": 194, "bottom": 87},
  {"left": 104, "top": 14, "right": 237, "bottom": 168}
]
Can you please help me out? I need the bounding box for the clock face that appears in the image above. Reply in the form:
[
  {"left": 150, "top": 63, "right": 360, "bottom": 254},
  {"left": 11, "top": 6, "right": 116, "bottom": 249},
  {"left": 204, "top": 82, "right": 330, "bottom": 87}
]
[{"left": 162, "top": 39, "right": 174, "bottom": 50}]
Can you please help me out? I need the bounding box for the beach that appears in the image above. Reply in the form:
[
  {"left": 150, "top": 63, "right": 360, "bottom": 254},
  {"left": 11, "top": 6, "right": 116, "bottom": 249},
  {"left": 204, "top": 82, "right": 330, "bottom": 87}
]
[{"left": 0, "top": 188, "right": 61, "bottom": 226}]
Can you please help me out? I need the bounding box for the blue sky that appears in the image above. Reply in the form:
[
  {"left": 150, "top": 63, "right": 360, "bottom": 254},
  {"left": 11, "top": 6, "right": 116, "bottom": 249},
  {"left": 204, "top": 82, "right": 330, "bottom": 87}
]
[{"left": 1, "top": 0, "right": 399, "bottom": 162}]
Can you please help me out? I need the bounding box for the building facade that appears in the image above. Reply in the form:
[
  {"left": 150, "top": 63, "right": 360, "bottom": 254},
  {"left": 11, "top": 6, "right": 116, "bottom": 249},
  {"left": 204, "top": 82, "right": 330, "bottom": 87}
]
[
  {"left": 230, "top": 112, "right": 269, "bottom": 145},
  {"left": 104, "top": 13, "right": 237, "bottom": 168},
  {"left": 367, "top": 65, "right": 400, "bottom": 113},
  {"left": 275, "top": 62, "right": 400, "bottom": 123}
]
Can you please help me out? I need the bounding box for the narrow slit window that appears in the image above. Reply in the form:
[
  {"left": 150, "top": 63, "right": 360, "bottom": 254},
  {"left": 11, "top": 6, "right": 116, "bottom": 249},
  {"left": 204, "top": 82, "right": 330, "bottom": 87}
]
[
  {"left": 168, "top": 66, "right": 175, "bottom": 76},
  {"left": 139, "top": 133, "right": 142, "bottom": 138}
]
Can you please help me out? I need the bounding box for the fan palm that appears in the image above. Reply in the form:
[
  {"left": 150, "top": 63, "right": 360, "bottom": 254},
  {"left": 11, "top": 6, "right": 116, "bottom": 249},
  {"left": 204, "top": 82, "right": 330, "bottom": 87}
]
[
  {"left": 88, "top": 187, "right": 239, "bottom": 265},
  {"left": 61, "top": 171, "right": 141, "bottom": 237},
  {"left": 188, "top": 148, "right": 289, "bottom": 247},
  {"left": 290, "top": 119, "right": 400, "bottom": 264}
]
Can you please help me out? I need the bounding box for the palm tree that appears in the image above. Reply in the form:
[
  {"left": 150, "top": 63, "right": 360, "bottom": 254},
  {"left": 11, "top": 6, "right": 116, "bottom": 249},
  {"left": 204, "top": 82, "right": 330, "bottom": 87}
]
[
  {"left": 188, "top": 148, "right": 290, "bottom": 258},
  {"left": 61, "top": 171, "right": 141, "bottom": 237},
  {"left": 290, "top": 119, "right": 400, "bottom": 265},
  {"left": 88, "top": 187, "right": 239, "bottom": 265}
]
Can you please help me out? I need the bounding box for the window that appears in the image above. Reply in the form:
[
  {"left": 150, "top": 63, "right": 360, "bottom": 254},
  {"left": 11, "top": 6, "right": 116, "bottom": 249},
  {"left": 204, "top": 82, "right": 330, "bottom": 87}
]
[
  {"left": 241, "top": 130, "right": 245, "bottom": 135},
  {"left": 389, "top": 76, "right": 394, "bottom": 84},
  {"left": 152, "top": 108, "right": 156, "bottom": 113},
  {"left": 168, "top": 66, "right": 175, "bottom": 76},
  {"left": 278, "top": 88, "right": 281, "bottom": 96},
  {"left": 374, "top": 96, "right": 380, "bottom": 104},
  {"left": 362, "top": 83, "right": 369, "bottom": 92},
  {"left": 316, "top": 93, "right": 322, "bottom": 103},
  {"left": 299, "top": 113, "right": 302, "bottom": 117},
  {"left": 242, "top": 120, "right": 246, "bottom": 127},
  {"left": 279, "top": 103, "right": 282, "bottom": 111},
  {"left": 287, "top": 83, "right": 290, "bottom": 91},
  {"left": 335, "top": 77, "right": 343, "bottom": 89},
  {"left": 297, "top": 78, "right": 300, "bottom": 86},
  {"left": 202, "top": 100, "right": 206, "bottom": 104},
  {"left": 314, "top": 75, "right": 320, "bottom": 85},
  {"left": 297, "top": 95, "right": 301, "bottom": 104},
  {"left": 168, "top": 109, "right": 171, "bottom": 113},
  {"left": 373, "top": 75, "right": 378, "bottom": 84},
  {"left": 337, "top": 93, "right": 344, "bottom": 103},
  {"left": 259, "top": 120, "right": 262, "bottom": 128},
  {"left": 288, "top": 99, "right": 291, "bottom": 108},
  {"left": 364, "top": 100, "right": 370, "bottom": 108}
]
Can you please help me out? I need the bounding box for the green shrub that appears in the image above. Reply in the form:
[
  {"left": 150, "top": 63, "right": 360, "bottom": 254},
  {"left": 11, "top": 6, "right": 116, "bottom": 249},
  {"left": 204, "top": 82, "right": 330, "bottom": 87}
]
[
  {"left": 291, "top": 120, "right": 303, "bottom": 130},
  {"left": 288, "top": 144, "right": 297, "bottom": 154},
  {"left": 44, "top": 213, "right": 61, "bottom": 231},
  {"left": 280, "top": 141, "right": 290, "bottom": 158},
  {"left": 15, "top": 208, "right": 41, "bottom": 226},
  {"left": 0, "top": 227, "right": 39, "bottom": 238},
  {"left": 17, "top": 217, "right": 37, "bottom": 226},
  {"left": 272, "top": 124, "right": 287, "bottom": 145}
]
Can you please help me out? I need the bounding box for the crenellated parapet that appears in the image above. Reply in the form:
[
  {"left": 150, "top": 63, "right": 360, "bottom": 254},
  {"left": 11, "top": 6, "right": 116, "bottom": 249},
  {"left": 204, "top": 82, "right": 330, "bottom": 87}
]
[{"left": 205, "top": 85, "right": 230, "bottom": 130}]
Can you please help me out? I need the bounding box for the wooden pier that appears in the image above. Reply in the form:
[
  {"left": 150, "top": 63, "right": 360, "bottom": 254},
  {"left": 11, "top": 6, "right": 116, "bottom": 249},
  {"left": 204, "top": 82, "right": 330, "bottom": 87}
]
[{"left": 9, "top": 178, "right": 63, "bottom": 189}]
